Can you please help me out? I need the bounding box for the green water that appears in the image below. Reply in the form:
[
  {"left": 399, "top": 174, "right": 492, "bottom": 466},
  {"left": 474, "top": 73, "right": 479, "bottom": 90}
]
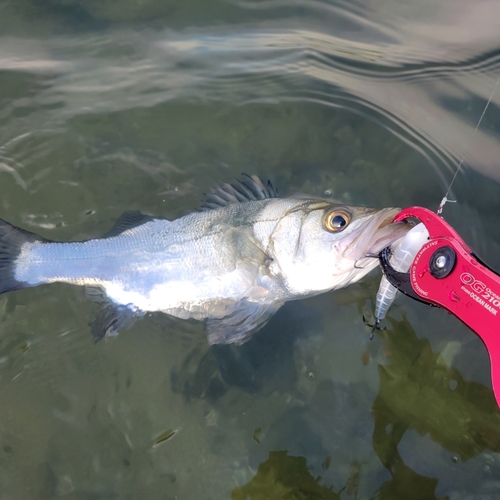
[{"left": 1, "top": 0, "right": 500, "bottom": 498}]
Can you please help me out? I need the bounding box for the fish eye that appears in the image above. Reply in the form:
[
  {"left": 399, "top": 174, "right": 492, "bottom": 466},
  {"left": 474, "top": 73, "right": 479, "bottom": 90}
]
[{"left": 324, "top": 210, "right": 351, "bottom": 232}]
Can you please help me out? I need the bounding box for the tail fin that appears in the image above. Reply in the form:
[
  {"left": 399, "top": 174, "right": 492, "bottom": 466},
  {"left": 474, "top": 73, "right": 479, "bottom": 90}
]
[{"left": 0, "top": 219, "right": 46, "bottom": 294}]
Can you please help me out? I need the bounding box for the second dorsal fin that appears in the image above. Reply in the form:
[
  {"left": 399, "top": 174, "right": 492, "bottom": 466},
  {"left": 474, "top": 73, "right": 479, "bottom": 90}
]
[
  {"left": 104, "top": 210, "right": 157, "bottom": 238},
  {"left": 198, "top": 174, "right": 278, "bottom": 212}
]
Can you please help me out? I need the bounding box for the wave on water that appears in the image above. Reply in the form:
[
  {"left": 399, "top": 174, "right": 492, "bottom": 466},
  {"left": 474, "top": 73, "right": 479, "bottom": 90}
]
[{"left": 1, "top": 7, "right": 500, "bottom": 182}]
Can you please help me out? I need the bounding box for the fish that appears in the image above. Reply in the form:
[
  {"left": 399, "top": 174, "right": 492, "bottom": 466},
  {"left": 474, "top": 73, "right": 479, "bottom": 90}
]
[{"left": 0, "top": 175, "right": 411, "bottom": 345}]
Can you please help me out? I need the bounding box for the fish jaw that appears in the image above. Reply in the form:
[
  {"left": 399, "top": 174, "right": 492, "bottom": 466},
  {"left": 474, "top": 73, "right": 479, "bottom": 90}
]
[
  {"left": 318, "top": 208, "right": 413, "bottom": 292},
  {"left": 337, "top": 208, "right": 412, "bottom": 262},
  {"left": 263, "top": 204, "right": 413, "bottom": 298}
]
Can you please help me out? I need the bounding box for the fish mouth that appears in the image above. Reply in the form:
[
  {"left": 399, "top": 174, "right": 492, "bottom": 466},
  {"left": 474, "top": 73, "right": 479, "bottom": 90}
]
[{"left": 340, "top": 207, "right": 413, "bottom": 261}]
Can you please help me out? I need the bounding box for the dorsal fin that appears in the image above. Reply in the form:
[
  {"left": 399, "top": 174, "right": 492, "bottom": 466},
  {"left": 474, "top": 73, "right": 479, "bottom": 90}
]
[
  {"left": 198, "top": 174, "right": 279, "bottom": 212},
  {"left": 104, "top": 210, "right": 157, "bottom": 238}
]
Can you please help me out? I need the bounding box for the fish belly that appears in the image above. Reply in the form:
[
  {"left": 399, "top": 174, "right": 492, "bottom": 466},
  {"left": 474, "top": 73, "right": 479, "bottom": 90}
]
[{"left": 13, "top": 222, "right": 267, "bottom": 319}]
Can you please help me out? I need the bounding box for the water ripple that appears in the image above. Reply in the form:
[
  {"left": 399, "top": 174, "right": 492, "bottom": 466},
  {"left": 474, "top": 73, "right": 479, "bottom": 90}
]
[{"left": 1, "top": 21, "right": 500, "bottom": 185}]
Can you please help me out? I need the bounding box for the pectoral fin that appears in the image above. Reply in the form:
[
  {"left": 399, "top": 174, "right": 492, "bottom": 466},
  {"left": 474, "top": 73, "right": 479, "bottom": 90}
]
[
  {"left": 90, "top": 304, "right": 142, "bottom": 343},
  {"left": 206, "top": 300, "right": 283, "bottom": 346}
]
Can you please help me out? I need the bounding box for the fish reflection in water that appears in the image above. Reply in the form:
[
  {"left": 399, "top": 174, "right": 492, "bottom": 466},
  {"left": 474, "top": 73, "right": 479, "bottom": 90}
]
[
  {"left": 371, "top": 315, "right": 500, "bottom": 498},
  {"left": 231, "top": 450, "right": 342, "bottom": 500},
  {"left": 217, "top": 312, "right": 500, "bottom": 500},
  {"left": 0, "top": 175, "right": 410, "bottom": 344}
]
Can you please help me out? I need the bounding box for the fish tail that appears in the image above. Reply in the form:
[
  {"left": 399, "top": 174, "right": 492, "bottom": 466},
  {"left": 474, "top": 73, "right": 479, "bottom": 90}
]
[{"left": 0, "top": 219, "right": 46, "bottom": 294}]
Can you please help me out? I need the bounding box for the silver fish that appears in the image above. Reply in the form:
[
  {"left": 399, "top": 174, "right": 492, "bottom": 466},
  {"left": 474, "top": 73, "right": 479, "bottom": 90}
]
[{"left": 0, "top": 175, "right": 410, "bottom": 344}]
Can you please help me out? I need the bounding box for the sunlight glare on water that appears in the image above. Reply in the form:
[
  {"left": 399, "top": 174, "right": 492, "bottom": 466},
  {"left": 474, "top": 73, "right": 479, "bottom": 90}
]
[{"left": 1, "top": 0, "right": 500, "bottom": 498}]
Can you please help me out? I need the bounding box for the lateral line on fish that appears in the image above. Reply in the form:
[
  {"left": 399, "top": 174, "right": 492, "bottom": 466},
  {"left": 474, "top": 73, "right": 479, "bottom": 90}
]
[{"left": 0, "top": 176, "right": 412, "bottom": 344}]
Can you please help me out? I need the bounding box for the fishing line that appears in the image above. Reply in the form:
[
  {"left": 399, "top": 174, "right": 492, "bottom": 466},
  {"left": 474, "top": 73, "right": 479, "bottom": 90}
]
[{"left": 437, "top": 74, "right": 500, "bottom": 214}]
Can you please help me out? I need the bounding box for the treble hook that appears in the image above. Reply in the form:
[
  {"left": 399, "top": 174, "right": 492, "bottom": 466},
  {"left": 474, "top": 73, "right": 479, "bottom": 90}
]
[{"left": 362, "top": 315, "right": 386, "bottom": 340}]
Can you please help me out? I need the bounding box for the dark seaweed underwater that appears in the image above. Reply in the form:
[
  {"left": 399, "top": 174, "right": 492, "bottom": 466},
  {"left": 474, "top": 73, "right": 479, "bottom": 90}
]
[{"left": 1, "top": 0, "right": 500, "bottom": 498}]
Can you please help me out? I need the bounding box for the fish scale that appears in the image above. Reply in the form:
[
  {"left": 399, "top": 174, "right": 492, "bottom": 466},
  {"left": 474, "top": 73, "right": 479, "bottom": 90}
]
[{"left": 0, "top": 175, "right": 411, "bottom": 344}]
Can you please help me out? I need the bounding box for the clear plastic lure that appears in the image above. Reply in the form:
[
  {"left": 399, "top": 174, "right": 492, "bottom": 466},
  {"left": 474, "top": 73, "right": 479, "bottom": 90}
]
[{"left": 374, "top": 222, "right": 429, "bottom": 323}]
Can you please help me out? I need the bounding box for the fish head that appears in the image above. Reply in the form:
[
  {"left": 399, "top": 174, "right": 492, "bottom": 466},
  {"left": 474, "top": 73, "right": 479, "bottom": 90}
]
[{"left": 268, "top": 200, "right": 412, "bottom": 296}]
